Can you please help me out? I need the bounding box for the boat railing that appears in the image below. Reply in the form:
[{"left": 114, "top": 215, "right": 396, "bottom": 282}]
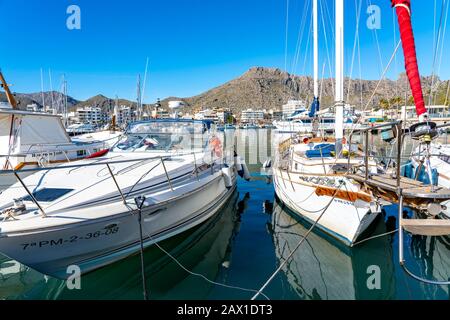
[{"left": 0, "top": 148, "right": 225, "bottom": 218}]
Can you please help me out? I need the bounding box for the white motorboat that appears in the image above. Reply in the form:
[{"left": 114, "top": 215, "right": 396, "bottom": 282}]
[
  {"left": 0, "top": 119, "right": 239, "bottom": 279},
  {"left": 272, "top": 0, "right": 380, "bottom": 246}
]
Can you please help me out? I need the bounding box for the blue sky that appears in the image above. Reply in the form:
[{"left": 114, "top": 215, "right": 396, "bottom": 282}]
[{"left": 0, "top": 0, "right": 448, "bottom": 102}]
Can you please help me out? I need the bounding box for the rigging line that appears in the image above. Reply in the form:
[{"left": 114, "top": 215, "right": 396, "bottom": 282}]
[
  {"left": 429, "top": 0, "right": 446, "bottom": 106},
  {"left": 291, "top": 0, "right": 310, "bottom": 76},
  {"left": 251, "top": 181, "right": 345, "bottom": 300},
  {"left": 319, "top": 0, "right": 335, "bottom": 95},
  {"left": 284, "top": 0, "right": 290, "bottom": 73},
  {"left": 367, "top": 0, "right": 384, "bottom": 77},
  {"left": 433, "top": 0, "right": 449, "bottom": 105},
  {"left": 301, "top": 15, "right": 313, "bottom": 77},
  {"left": 346, "top": 0, "right": 363, "bottom": 102},
  {"left": 150, "top": 233, "right": 271, "bottom": 300},
  {"left": 363, "top": 41, "right": 402, "bottom": 115}
]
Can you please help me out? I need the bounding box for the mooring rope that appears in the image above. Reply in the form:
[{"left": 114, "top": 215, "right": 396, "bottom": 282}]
[{"left": 250, "top": 181, "right": 344, "bottom": 300}]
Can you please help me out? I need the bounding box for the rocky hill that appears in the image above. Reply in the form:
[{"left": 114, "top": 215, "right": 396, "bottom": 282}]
[
  {"left": 3, "top": 67, "right": 448, "bottom": 115},
  {"left": 160, "top": 67, "right": 449, "bottom": 114},
  {"left": 0, "top": 91, "right": 79, "bottom": 110}
]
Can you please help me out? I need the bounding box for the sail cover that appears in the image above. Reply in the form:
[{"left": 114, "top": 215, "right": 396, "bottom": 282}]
[{"left": 392, "top": 0, "right": 427, "bottom": 117}]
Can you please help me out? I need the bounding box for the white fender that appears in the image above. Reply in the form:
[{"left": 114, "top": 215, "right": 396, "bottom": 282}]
[
  {"left": 235, "top": 155, "right": 243, "bottom": 172},
  {"left": 241, "top": 160, "right": 251, "bottom": 181},
  {"left": 221, "top": 167, "right": 233, "bottom": 188}
]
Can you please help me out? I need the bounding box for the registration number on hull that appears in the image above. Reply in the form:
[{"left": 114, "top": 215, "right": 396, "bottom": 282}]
[{"left": 20, "top": 226, "right": 119, "bottom": 251}]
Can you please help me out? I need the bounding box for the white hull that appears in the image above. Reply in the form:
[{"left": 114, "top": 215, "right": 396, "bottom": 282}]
[
  {"left": 0, "top": 170, "right": 236, "bottom": 279},
  {"left": 273, "top": 168, "right": 379, "bottom": 245}
]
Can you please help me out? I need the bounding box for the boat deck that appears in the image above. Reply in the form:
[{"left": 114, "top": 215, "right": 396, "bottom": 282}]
[{"left": 346, "top": 173, "right": 450, "bottom": 200}]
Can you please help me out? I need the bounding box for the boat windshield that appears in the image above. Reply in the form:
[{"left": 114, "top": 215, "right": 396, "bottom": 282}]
[{"left": 111, "top": 120, "right": 210, "bottom": 153}]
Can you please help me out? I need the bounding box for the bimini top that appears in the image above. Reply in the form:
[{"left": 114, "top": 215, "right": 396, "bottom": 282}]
[{"left": 127, "top": 119, "right": 213, "bottom": 135}]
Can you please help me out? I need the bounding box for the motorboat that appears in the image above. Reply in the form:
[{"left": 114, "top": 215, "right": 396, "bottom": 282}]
[{"left": 0, "top": 119, "right": 239, "bottom": 279}]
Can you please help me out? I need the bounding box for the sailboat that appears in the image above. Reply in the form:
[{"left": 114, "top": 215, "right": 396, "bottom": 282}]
[{"left": 272, "top": 0, "right": 381, "bottom": 246}]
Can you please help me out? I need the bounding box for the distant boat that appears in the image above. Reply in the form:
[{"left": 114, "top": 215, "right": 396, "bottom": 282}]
[{"left": 240, "top": 123, "right": 258, "bottom": 129}]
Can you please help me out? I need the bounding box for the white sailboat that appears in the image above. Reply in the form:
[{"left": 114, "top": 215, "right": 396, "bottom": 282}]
[
  {"left": 0, "top": 119, "right": 239, "bottom": 279},
  {"left": 273, "top": 0, "right": 380, "bottom": 246}
]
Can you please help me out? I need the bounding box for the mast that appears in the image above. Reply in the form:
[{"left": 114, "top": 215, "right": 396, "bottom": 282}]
[
  {"left": 0, "top": 71, "right": 18, "bottom": 109},
  {"left": 136, "top": 74, "right": 142, "bottom": 121},
  {"left": 314, "top": 0, "right": 319, "bottom": 99},
  {"left": 309, "top": 0, "right": 320, "bottom": 118},
  {"left": 40, "top": 68, "right": 46, "bottom": 110},
  {"left": 335, "top": 0, "right": 344, "bottom": 157}
]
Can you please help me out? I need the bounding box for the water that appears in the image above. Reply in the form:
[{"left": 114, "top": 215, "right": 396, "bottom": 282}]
[{"left": 0, "top": 129, "right": 449, "bottom": 300}]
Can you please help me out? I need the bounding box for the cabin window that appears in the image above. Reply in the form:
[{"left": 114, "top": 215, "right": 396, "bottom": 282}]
[
  {"left": 22, "top": 188, "right": 73, "bottom": 202},
  {"left": 77, "top": 150, "right": 87, "bottom": 157}
]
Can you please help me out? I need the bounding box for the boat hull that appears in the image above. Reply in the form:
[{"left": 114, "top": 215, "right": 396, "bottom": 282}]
[
  {"left": 273, "top": 169, "right": 379, "bottom": 246},
  {"left": 0, "top": 173, "right": 236, "bottom": 279}
]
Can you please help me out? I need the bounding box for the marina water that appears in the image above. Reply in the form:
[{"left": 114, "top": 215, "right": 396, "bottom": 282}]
[{"left": 0, "top": 129, "right": 449, "bottom": 300}]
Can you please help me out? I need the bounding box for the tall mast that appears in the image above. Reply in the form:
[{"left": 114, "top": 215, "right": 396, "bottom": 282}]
[
  {"left": 309, "top": 0, "right": 320, "bottom": 118},
  {"left": 40, "top": 68, "right": 45, "bottom": 110},
  {"left": 136, "top": 74, "right": 142, "bottom": 121},
  {"left": 335, "top": 0, "right": 344, "bottom": 156},
  {"left": 313, "top": 0, "right": 319, "bottom": 99}
]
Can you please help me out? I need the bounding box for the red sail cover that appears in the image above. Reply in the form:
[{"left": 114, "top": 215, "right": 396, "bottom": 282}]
[{"left": 392, "top": 0, "right": 427, "bottom": 116}]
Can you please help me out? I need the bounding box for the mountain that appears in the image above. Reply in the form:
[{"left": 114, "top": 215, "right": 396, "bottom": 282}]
[
  {"left": 160, "top": 67, "right": 449, "bottom": 114},
  {"left": 3, "top": 67, "right": 448, "bottom": 115},
  {"left": 0, "top": 91, "right": 79, "bottom": 110}
]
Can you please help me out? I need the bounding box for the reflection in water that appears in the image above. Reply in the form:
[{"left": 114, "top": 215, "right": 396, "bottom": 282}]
[
  {"left": 409, "top": 234, "right": 450, "bottom": 297},
  {"left": 270, "top": 198, "right": 396, "bottom": 300}
]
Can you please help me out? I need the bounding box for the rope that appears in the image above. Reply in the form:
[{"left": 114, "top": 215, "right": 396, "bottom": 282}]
[
  {"left": 251, "top": 181, "right": 344, "bottom": 300},
  {"left": 352, "top": 229, "right": 398, "bottom": 246},
  {"left": 150, "top": 236, "right": 271, "bottom": 300}
]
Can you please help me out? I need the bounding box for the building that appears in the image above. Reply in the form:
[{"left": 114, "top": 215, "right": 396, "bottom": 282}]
[
  {"left": 152, "top": 107, "right": 170, "bottom": 119},
  {"left": 282, "top": 100, "right": 306, "bottom": 119},
  {"left": 241, "top": 109, "right": 265, "bottom": 123},
  {"left": 76, "top": 107, "right": 107, "bottom": 125},
  {"left": 268, "top": 109, "right": 283, "bottom": 121},
  {"left": 194, "top": 109, "right": 219, "bottom": 122},
  {"left": 217, "top": 110, "right": 233, "bottom": 123}
]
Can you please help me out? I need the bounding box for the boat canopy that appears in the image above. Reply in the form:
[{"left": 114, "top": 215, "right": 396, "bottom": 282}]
[
  {"left": 0, "top": 110, "right": 71, "bottom": 155},
  {"left": 127, "top": 119, "right": 213, "bottom": 135}
]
